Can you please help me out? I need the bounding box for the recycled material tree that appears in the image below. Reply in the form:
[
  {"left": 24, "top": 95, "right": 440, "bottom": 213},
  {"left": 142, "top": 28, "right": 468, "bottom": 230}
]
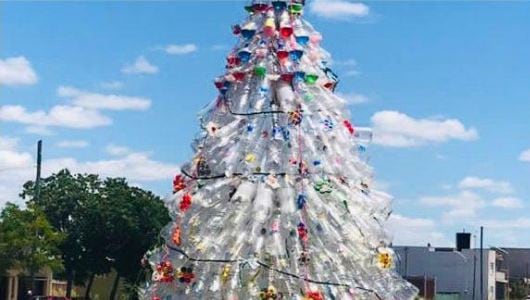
[{"left": 141, "top": 1, "right": 418, "bottom": 299}]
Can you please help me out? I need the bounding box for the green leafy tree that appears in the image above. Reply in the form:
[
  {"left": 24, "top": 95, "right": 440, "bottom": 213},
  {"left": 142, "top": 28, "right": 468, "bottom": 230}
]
[
  {"left": 21, "top": 169, "right": 101, "bottom": 297},
  {"left": 22, "top": 169, "right": 170, "bottom": 299},
  {"left": 0, "top": 203, "right": 63, "bottom": 291},
  {"left": 99, "top": 178, "right": 170, "bottom": 300},
  {"left": 510, "top": 279, "right": 530, "bottom": 299}
]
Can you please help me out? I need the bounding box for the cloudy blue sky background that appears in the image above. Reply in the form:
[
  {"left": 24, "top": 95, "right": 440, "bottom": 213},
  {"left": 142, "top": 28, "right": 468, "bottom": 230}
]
[{"left": 2, "top": 0, "right": 530, "bottom": 247}]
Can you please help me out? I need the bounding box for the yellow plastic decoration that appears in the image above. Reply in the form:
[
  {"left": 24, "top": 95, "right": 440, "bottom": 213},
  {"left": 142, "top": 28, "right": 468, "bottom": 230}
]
[
  {"left": 377, "top": 252, "right": 393, "bottom": 269},
  {"left": 259, "top": 285, "right": 278, "bottom": 300},
  {"left": 245, "top": 153, "right": 256, "bottom": 163},
  {"left": 221, "top": 265, "right": 231, "bottom": 283}
]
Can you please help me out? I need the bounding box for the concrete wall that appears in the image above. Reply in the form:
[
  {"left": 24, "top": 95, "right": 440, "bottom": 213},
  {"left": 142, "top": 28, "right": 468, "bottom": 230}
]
[
  {"left": 393, "top": 246, "right": 496, "bottom": 300},
  {"left": 505, "top": 248, "right": 530, "bottom": 279}
]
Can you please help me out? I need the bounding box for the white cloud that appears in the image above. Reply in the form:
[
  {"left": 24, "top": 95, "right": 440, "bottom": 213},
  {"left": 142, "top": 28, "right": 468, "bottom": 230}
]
[
  {"left": 0, "top": 56, "right": 38, "bottom": 86},
  {"left": 56, "top": 140, "right": 89, "bottom": 149},
  {"left": 100, "top": 81, "right": 124, "bottom": 90},
  {"left": 106, "top": 144, "right": 131, "bottom": 156},
  {"left": 519, "top": 149, "right": 530, "bottom": 162},
  {"left": 420, "top": 190, "right": 486, "bottom": 221},
  {"left": 0, "top": 137, "right": 34, "bottom": 206},
  {"left": 44, "top": 152, "right": 178, "bottom": 182},
  {"left": 0, "top": 137, "right": 32, "bottom": 171},
  {"left": 0, "top": 105, "right": 112, "bottom": 129},
  {"left": 121, "top": 56, "right": 159, "bottom": 75},
  {"left": 336, "top": 92, "right": 370, "bottom": 105},
  {"left": 58, "top": 86, "right": 151, "bottom": 111},
  {"left": 388, "top": 214, "right": 450, "bottom": 246},
  {"left": 310, "top": 0, "right": 370, "bottom": 19},
  {"left": 0, "top": 137, "right": 178, "bottom": 207},
  {"left": 163, "top": 44, "right": 198, "bottom": 55},
  {"left": 491, "top": 197, "right": 523, "bottom": 209},
  {"left": 371, "top": 110, "right": 478, "bottom": 147},
  {"left": 25, "top": 126, "right": 55, "bottom": 136},
  {"left": 458, "top": 176, "right": 513, "bottom": 194},
  {"left": 482, "top": 218, "right": 530, "bottom": 229}
]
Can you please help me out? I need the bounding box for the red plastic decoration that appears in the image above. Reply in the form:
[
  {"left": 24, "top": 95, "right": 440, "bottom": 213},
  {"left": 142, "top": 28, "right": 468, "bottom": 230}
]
[
  {"left": 172, "top": 226, "right": 181, "bottom": 246},
  {"left": 252, "top": 3, "right": 270, "bottom": 13},
  {"left": 180, "top": 193, "right": 192, "bottom": 212},
  {"left": 343, "top": 120, "right": 355, "bottom": 135},
  {"left": 214, "top": 80, "right": 225, "bottom": 89},
  {"left": 232, "top": 24, "right": 241, "bottom": 35},
  {"left": 156, "top": 261, "right": 175, "bottom": 283},
  {"left": 276, "top": 50, "right": 289, "bottom": 61},
  {"left": 173, "top": 174, "right": 186, "bottom": 193},
  {"left": 297, "top": 222, "right": 308, "bottom": 242},
  {"left": 280, "top": 26, "right": 293, "bottom": 38},
  {"left": 305, "top": 291, "right": 324, "bottom": 300},
  {"left": 226, "top": 55, "right": 241, "bottom": 68},
  {"left": 178, "top": 266, "right": 195, "bottom": 284},
  {"left": 280, "top": 73, "right": 294, "bottom": 83},
  {"left": 288, "top": 106, "right": 303, "bottom": 126},
  {"left": 323, "top": 81, "right": 336, "bottom": 91},
  {"left": 233, "top": 71, "right": 246, "bottom": 81}
]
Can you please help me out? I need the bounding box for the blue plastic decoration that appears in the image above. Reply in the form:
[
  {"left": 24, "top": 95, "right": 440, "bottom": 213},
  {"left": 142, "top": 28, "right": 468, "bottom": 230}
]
[
  {"left": 272, "top": 0, "right": 287, "bottom": 11},
  {"left": 293, "top": 71, "right": 306, "bottom": 82},
  {"left": 312, "top": 160, "right": 321, "bottom": 166},
  {"left": 290, "top": 49, "right": 304, "bottom": 62},
  {"left": 296, "top": 35, "right": 310, "bottom": 46},
  {"left": 281, "top": 126, "right": 290, "bottom": 141},
  {"left": 241, "top": 29, "right": 256, "bottom": 40},
  {"left": 323, "top": 118, "right": 334, "bottom": 131},
  {"left": 247, "top": 123, "right": 254, "bottom": 133},
  {"left": 296, "top": 193, "right": 307, "bottom": 209},
  {"left": 323, "top": 67, "right": 339, "bottom": 82},
  {"left": 272, "top": 126, "right": 281, "bottom": 140},
  {"left": 238, "top": 49, "right": 252, "bottom": 63},
  {"left": 259, "top": 85, "right": 269, "bottom": 93}
]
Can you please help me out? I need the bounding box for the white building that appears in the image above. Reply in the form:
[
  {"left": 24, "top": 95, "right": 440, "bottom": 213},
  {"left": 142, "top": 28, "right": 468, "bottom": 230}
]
[{"left": 393, "top": 245, "right": 508, "bottom": 300}]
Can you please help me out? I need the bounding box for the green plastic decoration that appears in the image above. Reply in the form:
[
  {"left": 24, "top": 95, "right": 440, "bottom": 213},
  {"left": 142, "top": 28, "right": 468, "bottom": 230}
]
[
  {"left": 304, "top": 74, "right": 319, "bottom": 85},
  {"left": 303, "top": 93, "right": 314, "bottom": 102},
  {"left": 254, "top": 66, "right": 267, "bottom": 78},
  {"left": 289, "top": 4, "right": 304, "bottom": 14}
]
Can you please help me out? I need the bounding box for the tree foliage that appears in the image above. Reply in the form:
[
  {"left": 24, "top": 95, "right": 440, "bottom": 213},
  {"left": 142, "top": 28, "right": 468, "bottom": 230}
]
[
  {"left": 0, "top": 203, "right": 63, "bottom": 277},
  {"left": 20, "top": 169, "right": 170, "bottom": 299},
  {"left": 510, "top": 279, "right": 530, "bottom": 299}
]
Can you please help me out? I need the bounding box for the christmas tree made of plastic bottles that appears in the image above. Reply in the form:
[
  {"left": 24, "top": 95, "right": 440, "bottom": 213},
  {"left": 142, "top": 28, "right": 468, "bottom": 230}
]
[{"left": 141, "top": 1, "right": 418, "bottom": 299}]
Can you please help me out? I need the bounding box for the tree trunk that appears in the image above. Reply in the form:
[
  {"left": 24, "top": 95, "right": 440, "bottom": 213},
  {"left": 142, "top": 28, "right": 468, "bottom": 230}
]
[
  {"left": 109, "top": 272, "right": 121, "bottom": 300},
  {"left": 65, "top": 267, "right": 74, "bottom": 299},
  {"left": 84, "top": 272, "right": 96, "bottom": 300}
]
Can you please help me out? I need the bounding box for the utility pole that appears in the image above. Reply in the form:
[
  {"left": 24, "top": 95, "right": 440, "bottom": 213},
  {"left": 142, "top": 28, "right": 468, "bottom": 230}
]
[
  {"left": 28, "top": 140, "right": 42, "bottom": 300},
  {"left": 35, "top": 140, "right": 42, "bottom": 201},
  {"left": 480, "top": 226, "right": 484, "bottom": 300}
]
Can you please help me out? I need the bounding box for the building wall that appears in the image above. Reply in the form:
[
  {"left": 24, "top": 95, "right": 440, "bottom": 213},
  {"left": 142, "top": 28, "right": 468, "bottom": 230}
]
[
  {"left": 2, "top": 267, "right": 53, "bottom": 300},
  {"left": 505, "top": 248, "right": 530, "bottom": 279},
  {"left": 393, "top": 246, "right": 496, "bottom": 300}
]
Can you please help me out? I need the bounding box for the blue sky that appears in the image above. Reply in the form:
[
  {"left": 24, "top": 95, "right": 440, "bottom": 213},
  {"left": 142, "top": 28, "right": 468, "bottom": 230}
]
[{"left": 1, "top": 0, "right": 530, "bottom": 248}]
